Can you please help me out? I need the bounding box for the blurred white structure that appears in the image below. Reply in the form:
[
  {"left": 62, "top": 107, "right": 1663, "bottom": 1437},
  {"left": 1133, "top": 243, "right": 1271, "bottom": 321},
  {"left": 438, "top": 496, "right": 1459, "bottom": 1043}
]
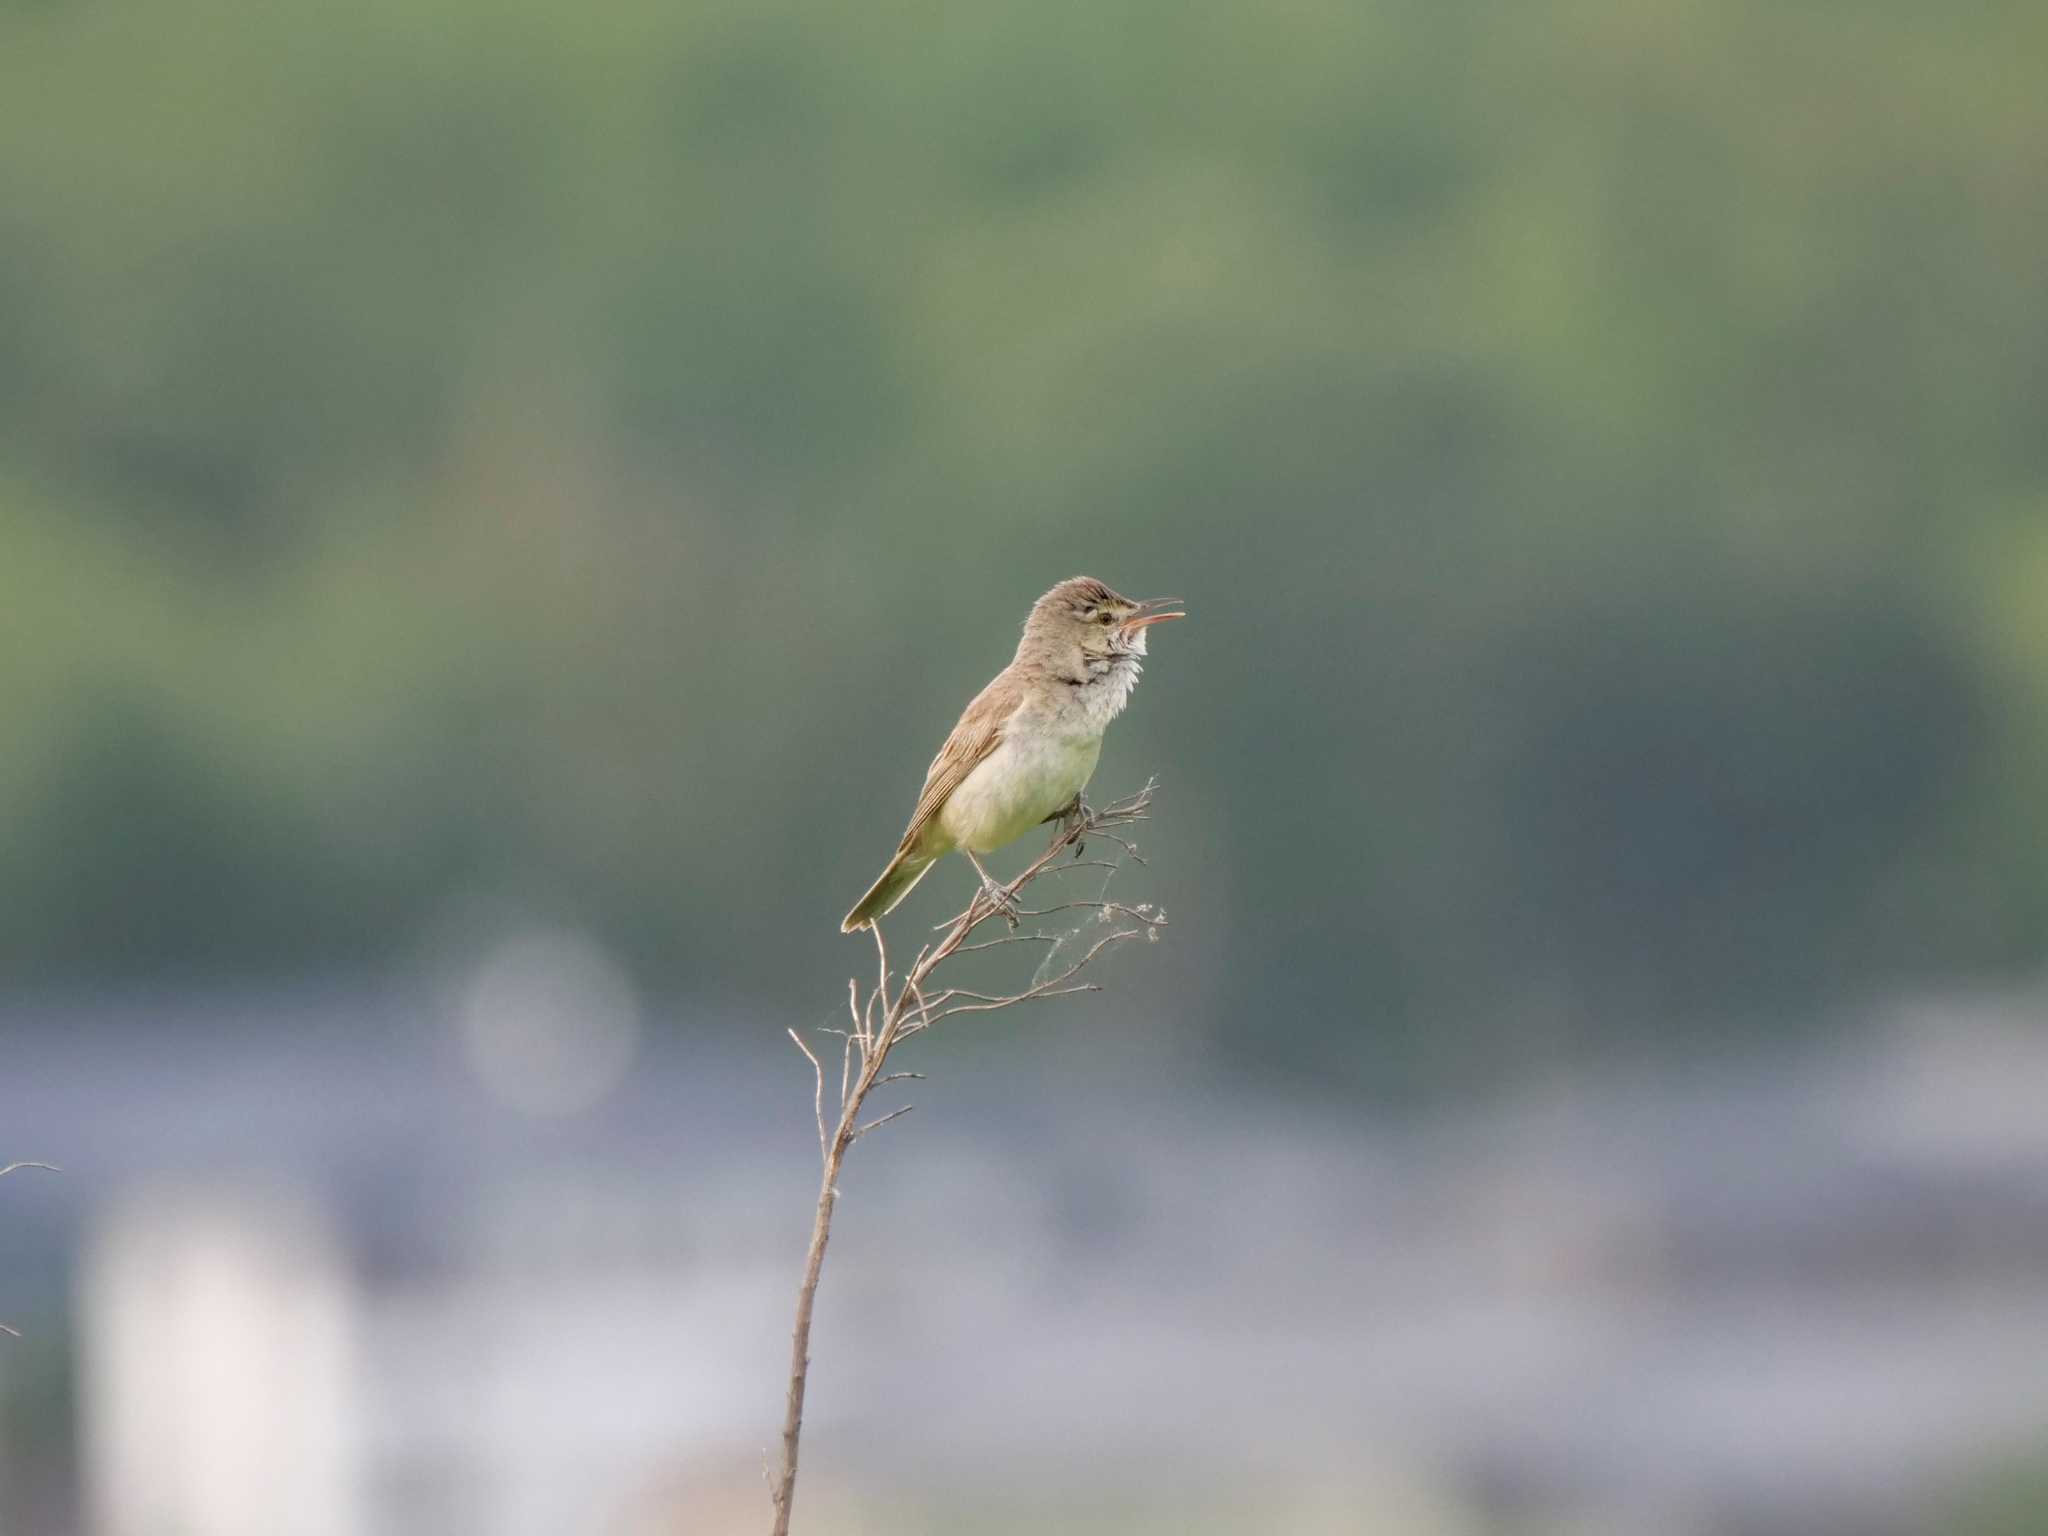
[{"left": 80, "top": 1185, "right": 362, "bottom": 1536}]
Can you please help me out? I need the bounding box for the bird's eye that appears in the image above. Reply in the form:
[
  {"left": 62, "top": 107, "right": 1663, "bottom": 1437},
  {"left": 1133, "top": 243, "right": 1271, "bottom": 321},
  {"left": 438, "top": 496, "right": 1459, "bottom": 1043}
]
[{"left": 1098, "top": 610, "right": 1115, "bottom": 624}]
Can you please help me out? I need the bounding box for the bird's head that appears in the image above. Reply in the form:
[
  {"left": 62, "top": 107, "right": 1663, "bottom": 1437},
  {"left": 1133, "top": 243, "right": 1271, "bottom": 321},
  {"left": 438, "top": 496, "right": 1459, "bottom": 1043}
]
[{"left": 1026, "top": 576, "right": 1185, "bottom": 662}]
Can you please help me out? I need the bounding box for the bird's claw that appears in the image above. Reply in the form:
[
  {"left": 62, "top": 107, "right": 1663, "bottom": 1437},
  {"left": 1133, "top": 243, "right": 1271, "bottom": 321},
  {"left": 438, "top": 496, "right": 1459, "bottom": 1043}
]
[
  {"left": 1043, "top": 793, "right": 1093, "bottom": 857},
  {"left": 979, "top": 875, "right": 1022, "bottom": 929}
]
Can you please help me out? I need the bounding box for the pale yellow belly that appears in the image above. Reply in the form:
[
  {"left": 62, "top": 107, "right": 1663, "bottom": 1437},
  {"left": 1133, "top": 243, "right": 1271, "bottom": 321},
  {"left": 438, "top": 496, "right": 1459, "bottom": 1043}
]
[{"left": 938, "top": 731, "right": 1101, "bottom": 854}]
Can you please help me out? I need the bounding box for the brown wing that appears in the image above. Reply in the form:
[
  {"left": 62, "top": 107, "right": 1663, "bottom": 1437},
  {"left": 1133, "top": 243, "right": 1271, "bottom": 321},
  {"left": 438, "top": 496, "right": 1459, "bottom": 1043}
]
[{"left": 894, "top": 669, "right": 1019, "bottom": 853}]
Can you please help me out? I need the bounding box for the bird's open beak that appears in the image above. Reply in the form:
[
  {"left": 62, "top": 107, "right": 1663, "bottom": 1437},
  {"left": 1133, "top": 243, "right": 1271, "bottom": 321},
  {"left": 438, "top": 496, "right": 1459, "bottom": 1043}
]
[{"left": 1121, "top": 598, "right": 1186, "bottom": 638}]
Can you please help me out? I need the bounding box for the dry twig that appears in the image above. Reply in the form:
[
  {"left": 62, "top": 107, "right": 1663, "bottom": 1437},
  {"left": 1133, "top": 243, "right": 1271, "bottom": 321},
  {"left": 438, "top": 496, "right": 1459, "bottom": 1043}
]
[{"left": 767, "top": 780, "right": 1164, "bottom": 1535}]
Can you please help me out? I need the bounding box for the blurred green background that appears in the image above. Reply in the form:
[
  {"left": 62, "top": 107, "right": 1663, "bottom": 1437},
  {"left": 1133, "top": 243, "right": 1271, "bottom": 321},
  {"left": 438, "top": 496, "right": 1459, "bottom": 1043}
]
[{"left": 4, "top": 0, "right": 2046, "bottom": 1090}]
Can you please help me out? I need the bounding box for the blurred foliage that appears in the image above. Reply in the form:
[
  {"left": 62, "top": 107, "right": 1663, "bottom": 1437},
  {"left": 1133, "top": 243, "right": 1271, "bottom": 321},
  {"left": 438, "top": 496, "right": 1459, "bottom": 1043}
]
[{"left": 2, "top": 0, "right": 2045, "bottom": 1084}]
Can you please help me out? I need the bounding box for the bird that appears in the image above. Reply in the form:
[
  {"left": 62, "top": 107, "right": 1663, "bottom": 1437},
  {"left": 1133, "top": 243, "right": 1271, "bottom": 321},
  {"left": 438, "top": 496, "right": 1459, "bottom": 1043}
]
[{"left": 841, "top": 576, "right": 1185, "bottom": 932}]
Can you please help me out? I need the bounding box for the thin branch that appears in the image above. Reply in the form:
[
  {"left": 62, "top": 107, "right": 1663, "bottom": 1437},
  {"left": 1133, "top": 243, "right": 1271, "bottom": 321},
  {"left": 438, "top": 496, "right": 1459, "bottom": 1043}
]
[
  {"left": 872, "top": 925, "right": 892, "bottom": 1052},
  {"left": 853, "top": 1105, "right": 915, "bottom": 1139},
  {"left": 1005, "top": 899, "right": 1165, "bottom": 922},
  {"left": 903, "top": 975, "right": 935, "bottom": 1037},
  {"left": 952, "top": 932, "right": 1062, "bottom": 953},
  {"left": 786, "top": 1029, "right": 826, "bottom": 1161},
  {"left": 769, "top": 781, "right": 1164, "bottom": 1536},
  {"left": 1081, "top": 831, "right": 1146, "bottom": 864},
  {"left": 913, "top": 981, "right": 1107, "bottom": 1029}
]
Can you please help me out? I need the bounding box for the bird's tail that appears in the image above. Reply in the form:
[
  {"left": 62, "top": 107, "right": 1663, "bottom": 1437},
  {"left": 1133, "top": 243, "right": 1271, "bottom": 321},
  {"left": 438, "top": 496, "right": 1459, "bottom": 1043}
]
[{"left": 841, "top": 848, "right": 939, "bottom": 932}]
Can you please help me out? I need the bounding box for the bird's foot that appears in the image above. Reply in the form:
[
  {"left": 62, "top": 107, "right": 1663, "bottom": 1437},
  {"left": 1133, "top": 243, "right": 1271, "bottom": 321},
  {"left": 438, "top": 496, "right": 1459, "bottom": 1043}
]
[
  {"left": 1042, "top": 792, "right": 1093, "bottom": 857},
  {"left": 1070, "top": 794, "right": 1094, "bottom": 855},
  {"left": 977, "top": 873, "right": 1022, "bottom": 929}
]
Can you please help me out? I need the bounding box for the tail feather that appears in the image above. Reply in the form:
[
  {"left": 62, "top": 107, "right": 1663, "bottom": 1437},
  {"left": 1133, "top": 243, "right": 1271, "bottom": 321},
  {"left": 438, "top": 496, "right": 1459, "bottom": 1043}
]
[{"left": 841, "top": 849, "right": 939, "bottom": 932}]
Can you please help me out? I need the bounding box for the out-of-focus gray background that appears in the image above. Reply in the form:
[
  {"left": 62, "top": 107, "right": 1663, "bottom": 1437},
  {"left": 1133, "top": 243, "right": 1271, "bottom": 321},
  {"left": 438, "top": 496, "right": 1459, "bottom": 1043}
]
[{"left": 4, "top": 2, "right": 2048, "bottom": 1532}]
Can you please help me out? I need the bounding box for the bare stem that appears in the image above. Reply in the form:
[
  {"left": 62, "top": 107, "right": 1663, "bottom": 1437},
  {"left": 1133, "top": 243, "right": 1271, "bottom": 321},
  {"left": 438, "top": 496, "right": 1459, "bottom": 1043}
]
[{"left": 767, "top": 781, "right": 1161, "bottom": 1535}]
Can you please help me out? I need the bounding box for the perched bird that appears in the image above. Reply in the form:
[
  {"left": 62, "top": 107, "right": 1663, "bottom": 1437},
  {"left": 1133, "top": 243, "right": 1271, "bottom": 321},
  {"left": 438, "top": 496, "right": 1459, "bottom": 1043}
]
[{"left": 842, "top": 577, "right": 1185, "bottom": 932}]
